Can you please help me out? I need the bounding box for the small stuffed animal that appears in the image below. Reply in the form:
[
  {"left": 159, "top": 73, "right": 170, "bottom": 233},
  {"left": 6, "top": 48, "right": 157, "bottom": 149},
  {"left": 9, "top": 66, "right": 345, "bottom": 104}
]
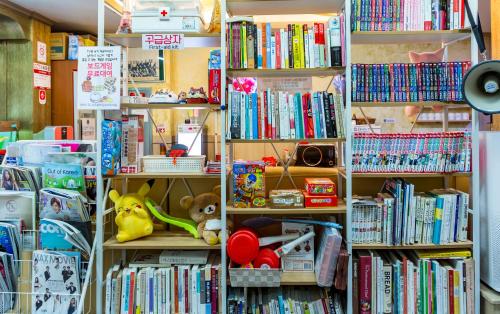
[
  {"left": 180, "top": 185, "right": 233, "bottom": 245},
  {"left": 109, "top": 180, "right": 154, "bottom": 242}
]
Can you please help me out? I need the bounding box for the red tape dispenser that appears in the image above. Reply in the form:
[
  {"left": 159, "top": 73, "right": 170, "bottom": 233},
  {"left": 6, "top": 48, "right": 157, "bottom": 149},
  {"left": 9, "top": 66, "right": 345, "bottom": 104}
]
[{"left": 227, "top": 228, "right": 315, "bottom": 269}]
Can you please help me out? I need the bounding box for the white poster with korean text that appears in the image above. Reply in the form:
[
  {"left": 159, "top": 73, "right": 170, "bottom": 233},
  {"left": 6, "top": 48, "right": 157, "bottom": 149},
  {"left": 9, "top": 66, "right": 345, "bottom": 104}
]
[{"left": 77, "top": 46, "right": 121, "bottom": 110}]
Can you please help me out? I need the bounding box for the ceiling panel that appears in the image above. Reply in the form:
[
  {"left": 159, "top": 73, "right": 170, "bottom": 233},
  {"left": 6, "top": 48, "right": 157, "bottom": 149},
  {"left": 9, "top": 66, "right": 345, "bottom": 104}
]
[{"left": 6, "top": 0, "right": 122, "bottom": 34}]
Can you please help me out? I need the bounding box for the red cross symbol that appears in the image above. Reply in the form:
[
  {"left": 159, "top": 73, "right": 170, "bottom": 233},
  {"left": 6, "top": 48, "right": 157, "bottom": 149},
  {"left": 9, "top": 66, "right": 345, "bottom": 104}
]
[{"left": 160, "top": 9, "right": 168, "bottom": 16}]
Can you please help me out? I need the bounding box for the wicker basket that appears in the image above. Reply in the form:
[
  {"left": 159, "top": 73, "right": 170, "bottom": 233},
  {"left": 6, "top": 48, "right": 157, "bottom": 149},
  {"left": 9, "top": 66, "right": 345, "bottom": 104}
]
[
  {"left": 141, "top": 155, "right": 206, "bottom": 173},
  {"left": 229, "top": 268, "right": 281, "bottom": 287}
]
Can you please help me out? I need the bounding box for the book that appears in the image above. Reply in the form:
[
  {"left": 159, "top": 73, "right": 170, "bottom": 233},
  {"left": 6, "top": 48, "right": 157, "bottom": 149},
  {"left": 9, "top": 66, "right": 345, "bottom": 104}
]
[
  {"left": 352, "top": 62, "right": 471, "bottom": 103},
  {"left": 226, "top": 19, "right": 345, "bottom": 69},
  {"left": 227, "top": 88, "right": 345, "bottom": 141},
  {"left": 352, "top": 132, "right": 472, "bottom": 173},
  {"left": 352, "top": 0, "right": 466, "bottom": 31},
  {"left": 353, "top": 184, "right": 470, "bottom": 246}
]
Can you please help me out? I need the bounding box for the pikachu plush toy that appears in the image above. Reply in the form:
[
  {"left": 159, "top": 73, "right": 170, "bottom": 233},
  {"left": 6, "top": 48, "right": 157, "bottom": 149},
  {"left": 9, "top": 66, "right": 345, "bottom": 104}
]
[{"left": 109, "top": 180, "right": 154, "bottom": 242}]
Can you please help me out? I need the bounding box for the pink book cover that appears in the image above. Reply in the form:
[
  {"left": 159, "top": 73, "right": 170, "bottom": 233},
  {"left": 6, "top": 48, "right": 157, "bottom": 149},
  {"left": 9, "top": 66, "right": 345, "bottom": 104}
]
[
  {"left": 370, "top": 0, "right": 376, "bottom": 31},
  {"left": 400, "top": 0, "right": 405, "bottom": 30},
  {"left": 359, "top": 254, "right": 372, "bottom": 314},
  {"left": 211, "top": 266, "right": 217, "bottom": 314},
  {"left": 275, "top": 31, "right": 281, "bottom": 69}
]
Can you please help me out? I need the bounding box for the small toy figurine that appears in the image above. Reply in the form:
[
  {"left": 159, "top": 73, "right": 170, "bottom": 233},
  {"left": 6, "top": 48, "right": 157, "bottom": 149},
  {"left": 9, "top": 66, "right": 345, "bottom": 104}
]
[
  {"left": 116, "top": 11, "right": 132, "bottom": 34},
  {"left": 109, "top": 180, "right": 154, "bottom": 242}
]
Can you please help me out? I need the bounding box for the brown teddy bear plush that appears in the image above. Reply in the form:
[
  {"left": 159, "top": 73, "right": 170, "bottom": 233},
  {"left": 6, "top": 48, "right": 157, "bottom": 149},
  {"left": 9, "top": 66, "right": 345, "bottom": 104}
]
[{"left": 180, "top": 185, "right": 233, "bottom": 245}]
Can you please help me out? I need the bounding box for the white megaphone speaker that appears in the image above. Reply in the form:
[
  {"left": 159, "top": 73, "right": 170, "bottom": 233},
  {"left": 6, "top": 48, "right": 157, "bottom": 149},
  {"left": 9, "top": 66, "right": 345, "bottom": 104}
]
[
  {"left": 463, "top": 61, "right": 500, "bottom": 114},
  {"left": 461, "top": 0, "right": 500, "bottom": 114}
]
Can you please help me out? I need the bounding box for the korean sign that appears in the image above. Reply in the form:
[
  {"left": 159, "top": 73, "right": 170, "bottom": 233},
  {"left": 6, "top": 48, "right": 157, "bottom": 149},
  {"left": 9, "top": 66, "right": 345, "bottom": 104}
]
[
  {"left": 142, "top": 34, "right": 184, "bottom": 50},
  {"left": 77, "top": 46, "right": 121, "bottom": 110}
]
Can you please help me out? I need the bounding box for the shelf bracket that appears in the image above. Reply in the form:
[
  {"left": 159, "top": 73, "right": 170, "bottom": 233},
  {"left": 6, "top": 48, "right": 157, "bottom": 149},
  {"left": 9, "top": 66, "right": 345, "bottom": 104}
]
[
  {"left": 358, "top": 107, "right": 376, "bottom": 134},
  {"left": 271, "top": 143, "right": 299, "bottom": 190},
  {"left": 409, "top": 107, "right": 425, "bottom": 133}
]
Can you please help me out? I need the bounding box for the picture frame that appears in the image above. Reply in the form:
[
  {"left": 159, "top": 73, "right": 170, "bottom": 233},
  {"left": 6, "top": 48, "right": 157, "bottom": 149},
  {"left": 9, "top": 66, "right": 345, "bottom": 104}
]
[{"left": 127, "top": 48, "right": 165, "bottom": 82}]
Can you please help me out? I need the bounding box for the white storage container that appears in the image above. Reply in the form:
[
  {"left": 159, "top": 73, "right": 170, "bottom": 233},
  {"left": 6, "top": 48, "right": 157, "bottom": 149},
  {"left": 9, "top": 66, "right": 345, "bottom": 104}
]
[
  {"left": 132, "top": 0, "right": 206, "bottom": 33},
  {"left": 141, "top": 155, "right": 206, "bottom": 173}
]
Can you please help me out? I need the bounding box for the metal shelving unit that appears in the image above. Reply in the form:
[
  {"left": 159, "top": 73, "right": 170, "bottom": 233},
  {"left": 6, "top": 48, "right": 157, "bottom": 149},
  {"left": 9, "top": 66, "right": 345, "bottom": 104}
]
[{"left": 91, "top": 0, "right": 481, "bottom": 313}]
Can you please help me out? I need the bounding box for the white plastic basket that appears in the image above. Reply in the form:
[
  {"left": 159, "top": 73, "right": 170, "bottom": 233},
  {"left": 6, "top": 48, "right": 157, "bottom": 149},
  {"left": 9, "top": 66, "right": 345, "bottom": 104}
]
[{"left": 142, "top": 155, "right": 206, "bottom": 173}]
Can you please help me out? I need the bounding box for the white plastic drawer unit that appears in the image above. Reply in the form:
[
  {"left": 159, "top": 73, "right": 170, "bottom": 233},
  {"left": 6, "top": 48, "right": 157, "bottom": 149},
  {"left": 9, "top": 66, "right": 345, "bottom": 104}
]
[{"left": 132, "top": 0, "right": 206, "bottom": 33}]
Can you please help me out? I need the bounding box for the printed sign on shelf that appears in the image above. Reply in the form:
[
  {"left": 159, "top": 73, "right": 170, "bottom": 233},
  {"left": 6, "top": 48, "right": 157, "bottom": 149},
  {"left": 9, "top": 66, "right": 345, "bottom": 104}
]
[
  {"left": 77, "top": 46, "right": 121, "bottom": 110},
  {"left": 37, "top": 41, "right": 47, "bottom": 63},
  {"left": 142, "top": 34, "right": 184, "bottom": 50},
  {"left": 39, "top": 90, "right": 47, "bottom": 105},
  {"left": 33, "top": 63, "right": 51, "bottom": 89}
]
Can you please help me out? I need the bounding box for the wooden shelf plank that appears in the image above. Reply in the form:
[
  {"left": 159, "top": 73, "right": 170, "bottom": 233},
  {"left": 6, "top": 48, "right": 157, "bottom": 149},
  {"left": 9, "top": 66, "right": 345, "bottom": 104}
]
[
  {"left": 227, "top": 202, "right": 346, "bottom": 214},
  {"left": 351, "top": 30, "right": 470, "bottom": 44},
  {"left": 103, "top": 231, "right": 220, "bottom": 250},
  {"left": 227, "top": 138, "right": 345, "bottom": 143},
  {"left": 280, "top": 272, "right": 317, "bottom": 285},
  {"left": 105, "top": 33, "right": 221, "bottom": 48},
  {"left": 121, "top": 103, "right": 221, "bottom": 110},
  {"left": 112, "top": 172, "right": 221, "bottom": 179},
  {"left": 227, "top": 0, "right": 344, "bottom": 16},
  {"left": 227, "top": 67, "right": 344, "bottom": 77},
  {"left": 338, "top": 168, "right": 472, "bottom": 178},
  {"left": 415, "top": 120, "right": 471, "bottom": 124},
  {"left": 352, "top": 101, "right": 467, "bottom": 108},
  {"left": 352, "top": 241, "right": 473, "bottom": 250}
]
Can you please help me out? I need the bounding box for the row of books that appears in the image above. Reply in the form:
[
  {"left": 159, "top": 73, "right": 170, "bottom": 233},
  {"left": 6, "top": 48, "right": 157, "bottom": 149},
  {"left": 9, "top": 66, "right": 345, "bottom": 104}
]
[
  {"left": 351, "top": 0, "right": 468, "bottom": 31},
  {"left": 353, "top": 182, "right": 469, "bottom": 246},
  {"left": 352, "top": 132, "right": 471, "bottom": 173},
  {"left": 106, "top": 255, "right": 221, "bottom": 314},
  {"left": 228, "top": 287, "right": 345, "bottom": 314},
  {"left": 227, "top": 88, "right": 346, "bottom": 140},
  {"left": 351, "top": 62, "right": 471, "bottom": 103},
  {"left": 354, "top": 250, "right": 474, "bottom": 314},
  {"left": 226, "top": 17, "right": 345, "bottom": 70}
]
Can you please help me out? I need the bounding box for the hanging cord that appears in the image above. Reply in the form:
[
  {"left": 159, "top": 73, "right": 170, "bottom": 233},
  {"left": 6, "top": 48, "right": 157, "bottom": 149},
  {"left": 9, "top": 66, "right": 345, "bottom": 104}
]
[{"left": 464, "top": 0, "right": 487, "bottom": 61}]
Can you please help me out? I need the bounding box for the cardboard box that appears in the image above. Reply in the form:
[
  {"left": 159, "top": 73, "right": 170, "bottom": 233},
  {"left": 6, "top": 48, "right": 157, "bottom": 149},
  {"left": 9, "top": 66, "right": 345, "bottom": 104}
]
[
  {"left": 80, "top": 118, "right": 96, "bottom": 140},
  {"left": 81, "top": 35, "right": 97, "bottom": 47},
  {"left": 50, "top": 32, "right": 68, "bottom": 60},
  {"left": 304, "top": 178, "right": 336, "bottom": 195},
  {"left": 68, "top": 35, "right": 85, "bottom": 60},
  {"left": 303, "top": 191, "right": 338, "bottom": 208},
  {"left": 281, "top": 222, "right": 315, "bottom": 272}
]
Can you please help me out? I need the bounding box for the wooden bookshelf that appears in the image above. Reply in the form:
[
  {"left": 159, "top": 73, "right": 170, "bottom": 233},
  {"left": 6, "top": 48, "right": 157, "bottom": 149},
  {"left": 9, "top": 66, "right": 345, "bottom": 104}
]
[
  {"left": 113, "top": 172, "right": 220, "bottom": 179},
  {"left": 226, "top": 202, "right": 347, "bottom": 215},
  {"left": 352, "top": 240, "right": 473, "bottom": 250},
  {"left": 103, "top": 231, "right": 220, "bottom": 250},
  {"left": 351, "top": 29, "right": 471, "bottom": 44},
  {"left": 121, "top": 103, "right": 220, "bottom": 110},
  {"left": 105, "top": 33, "right": 221, "bottom": 48},
  {"left": 226, "top": 67, "right": 344, "bottom": 78},
  {"left": 227, "top": 138, "right": 345, "bottom": 143},
  {"left": 352, "top": 101, "right": 467, "bottom": 108},
  {"left": 338, "top": 168, "right": 472, "bottom": 179}
]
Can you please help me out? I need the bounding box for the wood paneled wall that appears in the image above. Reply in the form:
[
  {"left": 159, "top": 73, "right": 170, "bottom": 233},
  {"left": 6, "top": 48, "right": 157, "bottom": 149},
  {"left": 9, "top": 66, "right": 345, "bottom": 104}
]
[
  {"left": 31, "top": 19, "right": 51, "bottom": 133},
  {"left": 0, "top": 3, "right": 52, "bottom": 138}
]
